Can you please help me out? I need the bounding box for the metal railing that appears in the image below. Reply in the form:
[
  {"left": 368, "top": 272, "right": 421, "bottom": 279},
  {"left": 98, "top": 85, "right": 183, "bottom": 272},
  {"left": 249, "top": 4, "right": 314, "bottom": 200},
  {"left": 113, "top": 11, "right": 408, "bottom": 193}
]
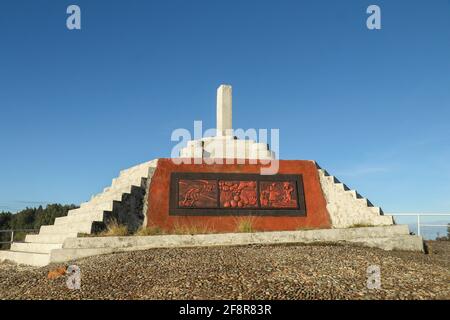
[
  {"left": 0, "top": 229, "right": 39, "bottom": 246},
  {"left": 388, "top": 213, "right": 450, "bottom": 237}
]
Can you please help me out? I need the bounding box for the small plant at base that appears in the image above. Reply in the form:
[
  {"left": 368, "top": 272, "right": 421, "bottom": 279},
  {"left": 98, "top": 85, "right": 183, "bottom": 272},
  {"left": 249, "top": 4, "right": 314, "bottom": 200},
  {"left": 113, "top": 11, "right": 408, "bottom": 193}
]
[
  {"left": 349, "top": 223, "right": 373, "bottom": 228},
  {"left": 100, "top": 219, "right": 129, "bottom": 237},
  {"left": 235, "top": 217, "right": 256, "bottom": 233},
  {"left": 296, "top": 226, "right": 315, "bottom": 231},
  {"left": 77, "top": 233, "right": 95, "bottom": 238},
  {"left": 134, "top": 226, "right": 165, "bottom": 236},
  {"left": 172, "top": 222, "right": 214, "bottom": 235}
]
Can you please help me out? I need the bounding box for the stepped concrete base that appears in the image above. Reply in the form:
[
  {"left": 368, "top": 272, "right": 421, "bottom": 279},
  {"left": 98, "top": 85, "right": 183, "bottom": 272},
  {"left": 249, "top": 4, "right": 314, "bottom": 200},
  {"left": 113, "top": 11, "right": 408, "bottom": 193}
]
[
  {"left": 0, "top": 225, "right": 424, "bottom": 266},
  {"left": 0, "top": 160, "right": 159, "bottom": 267},
  {"left": 317, "top": 167, "right": 394, "bottom": 228},
  {"left": 10, "top": 242, "right": 63, "bottom": 254},
  {"left": 346, "top": 235, "right": 425, "bottom": 252},
  {"left": 0, "top": 250, "right": 50, "bottom": 266},
  {"left": 26, "top": 225, "right": 433, "bottom": 266},
  {"left": 25, "top": 233, "right": 78, "bottom": 244}
]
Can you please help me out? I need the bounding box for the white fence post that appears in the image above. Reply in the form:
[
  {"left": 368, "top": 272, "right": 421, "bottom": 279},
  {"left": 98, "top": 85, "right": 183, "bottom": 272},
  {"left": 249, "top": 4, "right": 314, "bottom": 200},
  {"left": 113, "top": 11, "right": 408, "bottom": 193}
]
[
  {"left": 417, "top": 215, "right": 421, "bottom": 236},
  {"left": 388, "top": 213, "right": 449, "bottom": 238}
]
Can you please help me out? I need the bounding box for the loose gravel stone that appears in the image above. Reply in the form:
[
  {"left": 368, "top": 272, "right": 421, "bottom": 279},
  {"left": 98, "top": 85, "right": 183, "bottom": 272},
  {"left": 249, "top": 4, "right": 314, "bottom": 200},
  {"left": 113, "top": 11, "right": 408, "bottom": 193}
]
[{"left": 0, "top": 241, "right": 448, "bottom": 300}]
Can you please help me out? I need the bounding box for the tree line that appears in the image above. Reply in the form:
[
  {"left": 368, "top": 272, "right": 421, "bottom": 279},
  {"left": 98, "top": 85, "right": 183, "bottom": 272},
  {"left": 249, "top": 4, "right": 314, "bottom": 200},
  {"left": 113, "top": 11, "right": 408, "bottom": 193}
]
[{"left": 0, "top": 204, "right": 77, "bottom": 248}]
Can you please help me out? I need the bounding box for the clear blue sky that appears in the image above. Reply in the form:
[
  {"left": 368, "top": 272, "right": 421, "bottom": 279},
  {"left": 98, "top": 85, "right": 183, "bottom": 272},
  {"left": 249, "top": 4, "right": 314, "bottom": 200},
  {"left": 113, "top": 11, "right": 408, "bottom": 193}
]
[{"left": 1, "top": 0, "right": 449, "bottom": 217}]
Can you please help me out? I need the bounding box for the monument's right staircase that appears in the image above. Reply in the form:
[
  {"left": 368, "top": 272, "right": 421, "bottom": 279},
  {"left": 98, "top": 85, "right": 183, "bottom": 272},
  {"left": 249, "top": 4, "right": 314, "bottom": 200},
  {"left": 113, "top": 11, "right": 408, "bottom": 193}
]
[
  {"left": 0, "top": 160, "right": 158, "bottom": 266},
  {"left": 317, "top": 167, "right": 394, "bottom": 228}
]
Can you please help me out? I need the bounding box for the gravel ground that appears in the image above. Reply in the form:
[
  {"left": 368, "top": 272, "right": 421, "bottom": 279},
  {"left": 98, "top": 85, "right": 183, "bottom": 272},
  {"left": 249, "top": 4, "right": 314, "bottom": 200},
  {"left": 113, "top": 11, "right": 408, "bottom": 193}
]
[{"left": 0, "top": 241, "right": 449, "bottom": 300}]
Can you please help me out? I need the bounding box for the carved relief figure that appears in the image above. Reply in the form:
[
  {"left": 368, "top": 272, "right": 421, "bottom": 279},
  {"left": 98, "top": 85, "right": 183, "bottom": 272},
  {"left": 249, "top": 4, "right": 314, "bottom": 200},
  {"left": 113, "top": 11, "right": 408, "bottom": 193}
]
[
  {"left": 178, "top": 180, "right": 217, "bottom": 208},
  {"left": 283, "top": 182, "right": 294, "bottom": 202},
  {"left": 219, "top": 181, "right": 257, "bottom": 208},
  {"left": 260, "top": 181, "right": 297, "bottom": 208}
]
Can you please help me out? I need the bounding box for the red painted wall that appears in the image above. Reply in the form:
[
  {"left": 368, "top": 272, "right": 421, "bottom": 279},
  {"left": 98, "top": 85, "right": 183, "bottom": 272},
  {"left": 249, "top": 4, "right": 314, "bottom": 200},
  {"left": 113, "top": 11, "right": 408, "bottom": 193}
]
[{"left": 146, "top": 159, "right": 331, "bottom": 232}]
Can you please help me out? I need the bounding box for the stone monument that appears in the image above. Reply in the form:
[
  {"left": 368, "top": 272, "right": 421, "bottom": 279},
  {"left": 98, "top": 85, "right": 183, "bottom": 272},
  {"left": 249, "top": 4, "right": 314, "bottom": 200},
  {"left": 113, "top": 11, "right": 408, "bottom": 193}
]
[{"left": 0, "top": 84, "right": 421, "bottom": 266}]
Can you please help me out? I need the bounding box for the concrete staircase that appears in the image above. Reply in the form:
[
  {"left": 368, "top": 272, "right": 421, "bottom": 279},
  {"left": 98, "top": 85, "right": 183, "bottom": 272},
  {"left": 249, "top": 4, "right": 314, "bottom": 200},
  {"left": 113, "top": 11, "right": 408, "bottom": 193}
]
[
  {"left": 317, "top": 167, "right": 394, "bottom": 228},
  {"left": 0, "top": 159, "right": 158, "bottom": 266}
]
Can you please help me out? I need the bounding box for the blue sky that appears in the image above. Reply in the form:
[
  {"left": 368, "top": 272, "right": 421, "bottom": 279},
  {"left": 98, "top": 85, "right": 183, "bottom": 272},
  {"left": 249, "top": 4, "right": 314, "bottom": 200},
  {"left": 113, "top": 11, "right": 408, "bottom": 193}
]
[{"left": 0, "top": 0, "right": 449, "bottom": 221}]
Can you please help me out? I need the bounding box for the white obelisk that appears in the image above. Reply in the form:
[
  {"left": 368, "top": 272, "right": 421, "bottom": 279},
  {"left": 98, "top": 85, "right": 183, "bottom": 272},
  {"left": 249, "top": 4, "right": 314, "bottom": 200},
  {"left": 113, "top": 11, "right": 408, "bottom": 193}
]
[{"left": 216, "top": 85, "right": 232, "bottom": 136}]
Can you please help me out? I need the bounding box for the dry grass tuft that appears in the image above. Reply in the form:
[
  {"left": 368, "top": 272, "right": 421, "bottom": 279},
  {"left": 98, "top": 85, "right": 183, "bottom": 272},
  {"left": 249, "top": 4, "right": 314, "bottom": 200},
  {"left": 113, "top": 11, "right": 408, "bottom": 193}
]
[
  {"left": 99, "top": 219, "right": 129, "bottom": 237},
  {"left": 172, "top": 222, "right": 215, "bottom": 235},
  {"left": 234, "top": 216, "right": 256, "bottom": 233},
  {"left": 296, "top": 227, "right": 315, "bottom": 231},
  {"left": 349, "top": 223, "right": 374, "bottom": 228},
  {"left": 134, "top": 226, "right": 165, "bottom": 236}
]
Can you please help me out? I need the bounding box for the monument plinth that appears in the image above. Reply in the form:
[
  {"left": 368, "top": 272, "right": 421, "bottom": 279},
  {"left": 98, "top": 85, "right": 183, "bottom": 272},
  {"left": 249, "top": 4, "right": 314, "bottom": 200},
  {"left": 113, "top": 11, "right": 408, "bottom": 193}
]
[
  {"left": 146, "top": 159, "right": 331, "bottom": 232},
  {"left": 147, "top": 85, "right": 392, "bottom": 231}
]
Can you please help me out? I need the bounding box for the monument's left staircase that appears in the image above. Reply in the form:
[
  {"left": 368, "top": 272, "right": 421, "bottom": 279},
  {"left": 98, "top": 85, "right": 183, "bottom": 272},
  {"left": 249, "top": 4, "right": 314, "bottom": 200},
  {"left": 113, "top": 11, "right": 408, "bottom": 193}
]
[{"left": 0, "top": 160, "right": 158, "bottom": 266}]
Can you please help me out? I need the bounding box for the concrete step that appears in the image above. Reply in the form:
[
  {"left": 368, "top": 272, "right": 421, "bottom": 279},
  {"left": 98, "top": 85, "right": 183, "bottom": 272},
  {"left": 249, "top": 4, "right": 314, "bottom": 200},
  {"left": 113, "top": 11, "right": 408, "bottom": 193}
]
[
  {"left": 83, "top": 205, "right": 113, "bottom": 215},
  {"left": 327, "top": 175, "right": 337, "bottom": 183},
  {"left": 114, "top": 173, "right": 146, "bottom": 185},
  {"left": 86, "top": 185, "right": 134, "bottom": 206},
  {"left": 117, "top": 168, "right": 149, "bottom": 180},
  {"left": 112, "top": 179, "right": 141, "bottom": 190},
  {"left": 55, "top": 211, "right": 106, "bottom": 225},
  {"left": 4, "top": 224, "right": 416, "bottom": 267},
  {"left": 112, "top": 168, "right": 150, "bottom": 184},
  {"left": 375, "top": 215, "right": 394, "bottom": 225},
  {"left": 369, "top": 206, "right": 382, "bottom": 215},
  {"left": 94, "top": 180, "right": 135, "bottom": 194},
  {"left": 79, "top": 201, "right": 115, "bottom": 213},
  {"left": 350, "top": 214, "right": 393, "bottom": 226},
  {"left": 111, "top": 173, "right": 147, "bottom": 188},
  {"left": 68, "top": 206, "right": 105, "bottom": 217},
  {"left": 86, "top": 189, "right": 129, "bottom": 205},
  {"left": 119, "top": 161, "right": 155, "bottom": 176},
  {"left": 88, "top": 188, "right": 129, "bottom": 204},
  {"left": 25, "top": 233, "right": 78, "bottom": 244},
  {"left": 347, "top": 235, "right": 424, "bottom": 252},
  {"left": 0, "top": 250, "right": 50, "bottom": 267},
  {"left": 334, "top": 183, "right": 345, "bottom": 191},
  {"left": 49, "top": 225, "right": 423, "bottom": 265},
  {"left": 347, "top": 190, "right": 358, "bottom": 199},
  {"left": 355, "top": 198, "right": 369, "bottom": 206},
  {"left": 39, "top": 221, "right": 95, "bottom": 235},
  {"left": 72, "top": 195, "right": 120, "bottom": 214},
  {"left": 10, "top": 242, "right": 63, "bottom": 254}
]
